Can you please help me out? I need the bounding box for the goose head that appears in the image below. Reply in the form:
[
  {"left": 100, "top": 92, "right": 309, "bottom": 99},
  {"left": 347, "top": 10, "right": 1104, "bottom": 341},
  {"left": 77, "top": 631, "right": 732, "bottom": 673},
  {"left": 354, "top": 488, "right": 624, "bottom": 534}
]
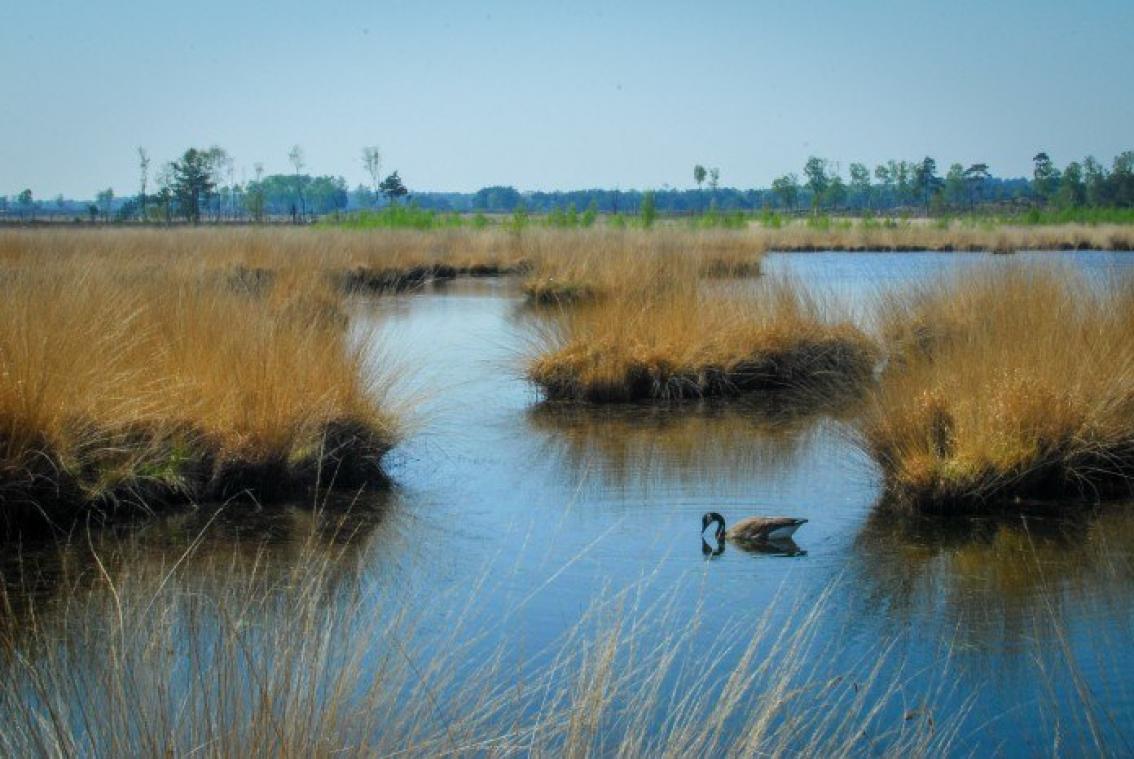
[{"left": 701, "top": 512, "right": 726, "bottom": 540}]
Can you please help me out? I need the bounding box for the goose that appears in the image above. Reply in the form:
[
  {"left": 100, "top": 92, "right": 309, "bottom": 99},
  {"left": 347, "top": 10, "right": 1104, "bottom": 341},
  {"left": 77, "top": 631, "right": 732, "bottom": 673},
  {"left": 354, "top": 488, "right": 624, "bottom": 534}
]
[{"left": 701, "top": 512, "right": 807, "bottom": 544}]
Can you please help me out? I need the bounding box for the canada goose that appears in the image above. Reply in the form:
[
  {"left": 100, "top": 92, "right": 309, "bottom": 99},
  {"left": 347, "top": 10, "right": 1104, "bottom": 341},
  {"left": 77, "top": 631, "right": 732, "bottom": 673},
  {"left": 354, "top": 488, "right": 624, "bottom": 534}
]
[{"left": 701, "top": 512, "right": 807, "bottom": 544}]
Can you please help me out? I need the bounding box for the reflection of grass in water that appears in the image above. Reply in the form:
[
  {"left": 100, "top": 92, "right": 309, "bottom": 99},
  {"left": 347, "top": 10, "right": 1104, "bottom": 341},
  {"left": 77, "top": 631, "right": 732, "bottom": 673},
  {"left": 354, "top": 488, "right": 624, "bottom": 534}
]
[
  {"left": 850, "top": 506, "right": 1134, "bottom": 752},
  {"left": 854, "top": 504, "right": 1134, "bottom": 634},
  {"left": 0, "top": 489, "right": 398, "bottom": 641},
  {"left": 0, "top": 522, "right": 984, "bottom": 756},
  {"left": 526, "top": 394, "right": 858, "bottom": 489},
  {"left": 3, "top": 508, "right": 1131, "bottom": 754}
]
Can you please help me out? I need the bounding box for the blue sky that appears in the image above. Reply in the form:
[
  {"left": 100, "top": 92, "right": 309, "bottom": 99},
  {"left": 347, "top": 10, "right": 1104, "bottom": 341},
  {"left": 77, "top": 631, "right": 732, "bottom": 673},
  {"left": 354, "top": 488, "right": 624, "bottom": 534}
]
[{"left": 2, "top": 0, "right": 1131, "bottom": 197}]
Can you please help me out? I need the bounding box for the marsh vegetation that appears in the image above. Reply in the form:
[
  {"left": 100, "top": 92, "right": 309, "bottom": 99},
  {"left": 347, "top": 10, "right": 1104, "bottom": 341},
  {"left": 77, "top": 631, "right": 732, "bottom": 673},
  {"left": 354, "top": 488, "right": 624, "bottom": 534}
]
[
  {"left": 0, "top": 231, "right": 398, "bottom": 531},
  {"left": 527, "top": 281, "right": 878, "bottom": 402},
  {"left": 2, "top": 227, "right": 1134, "bottom": 756},
  {"left": 862, "top": 266, "right": 1134, "bottom": 512}
]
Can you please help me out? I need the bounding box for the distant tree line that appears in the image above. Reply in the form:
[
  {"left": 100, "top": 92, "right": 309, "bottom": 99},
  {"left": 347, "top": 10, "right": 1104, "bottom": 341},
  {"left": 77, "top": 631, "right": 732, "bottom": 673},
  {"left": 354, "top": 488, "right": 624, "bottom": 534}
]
[
  {"left": 413, "top": 151, "right": 1134, "bottom": 216},
  {"left": 5, "top": 148, "right": 1133, "bottom": 223},
  {"left": 765, "top": 151, "right": 1134, "bottom": 216},
  {"left": 0, "top": 144, "right": 415, "bottom": 225}
]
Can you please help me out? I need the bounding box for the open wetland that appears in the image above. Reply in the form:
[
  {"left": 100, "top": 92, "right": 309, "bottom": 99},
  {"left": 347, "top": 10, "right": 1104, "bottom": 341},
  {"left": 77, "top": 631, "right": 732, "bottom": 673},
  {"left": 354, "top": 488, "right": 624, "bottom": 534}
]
[{"left": 3, "top": 247, "right": 1134, "bottom": 755}]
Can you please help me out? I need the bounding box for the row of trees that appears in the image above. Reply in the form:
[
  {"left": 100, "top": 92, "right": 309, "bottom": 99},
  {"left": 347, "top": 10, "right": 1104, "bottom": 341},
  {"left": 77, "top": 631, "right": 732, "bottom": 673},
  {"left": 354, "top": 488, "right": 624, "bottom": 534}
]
[
  {"left": 408, "top": 152, "right": 1131, "bottom": 215},
  {"left": 0, "top": 145, "right": 412, "bottom": 224},
  {"left": 146, "top": 145, "right": 410, "bottom": 224},
  {"left": 767, "top": 151, "right": 1134, "bottom": 214},
  {"left": 7, "top": 150, "right": 1134, "bottom": 223}
]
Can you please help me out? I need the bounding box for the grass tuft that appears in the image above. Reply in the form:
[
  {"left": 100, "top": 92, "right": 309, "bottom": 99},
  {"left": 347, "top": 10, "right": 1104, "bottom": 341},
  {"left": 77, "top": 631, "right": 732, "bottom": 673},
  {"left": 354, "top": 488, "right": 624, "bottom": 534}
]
[
  {"left": 528, "top": 280, "right": 879, "bottom": 402},
  {"left": 518, "top": 228, "right": 765, "bottom": 305},
  {"left": 0, "top": 241, "right": 397, "bottom": 531},
  {"left": 862, "top": 265, "right": 1134, "bottom": 512}
]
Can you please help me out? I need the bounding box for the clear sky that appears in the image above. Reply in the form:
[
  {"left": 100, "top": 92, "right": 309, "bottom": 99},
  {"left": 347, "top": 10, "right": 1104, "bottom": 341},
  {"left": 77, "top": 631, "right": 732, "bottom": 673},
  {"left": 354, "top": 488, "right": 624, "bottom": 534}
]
[{"left": 2, "top": 0, "right": 1132, "bottom": 198}]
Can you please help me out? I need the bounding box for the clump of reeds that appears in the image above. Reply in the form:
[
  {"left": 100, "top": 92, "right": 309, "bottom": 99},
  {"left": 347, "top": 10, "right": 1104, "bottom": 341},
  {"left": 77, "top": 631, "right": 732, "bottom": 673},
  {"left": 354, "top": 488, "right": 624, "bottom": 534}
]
[
  {"left": 528, "top": 280, "right": 879, "bottom": 402},
  {"left": 862, "top": 266, "right": 1134, "bottom": 512},
  {"left": 522, "top": 277, "right": 600, "bottom": 305},
  {"left": 0, "top": 255, "right": 396, "bottom": 530},
  {"left": 519, "top": 228, "right": 765, "bottom": 305},
  {"left": 988, "top": 233, "right": 1018, "bottom": 255}
]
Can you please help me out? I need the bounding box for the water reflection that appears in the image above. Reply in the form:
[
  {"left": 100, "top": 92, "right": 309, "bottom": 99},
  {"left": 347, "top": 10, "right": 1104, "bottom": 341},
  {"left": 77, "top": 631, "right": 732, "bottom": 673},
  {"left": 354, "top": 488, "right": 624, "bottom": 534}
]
[
  {"left": 701, "top": 535, "right": 806, "bottom": 558},
  {"left": 0, "top": 489, "right": 399, "bottom": 639},
  {"left": 850, "top": 503, "right": 1134, "bottom": 649},
  {"left": 526, "top": 393, "right": 860, "bottom": 490}
]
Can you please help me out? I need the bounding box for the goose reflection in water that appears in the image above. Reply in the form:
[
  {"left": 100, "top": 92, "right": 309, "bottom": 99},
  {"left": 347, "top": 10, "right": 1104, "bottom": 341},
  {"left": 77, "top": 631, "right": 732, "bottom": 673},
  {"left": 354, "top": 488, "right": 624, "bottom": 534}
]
[{"left": 701, "top": 536, "right": 806, "bottom": 558}]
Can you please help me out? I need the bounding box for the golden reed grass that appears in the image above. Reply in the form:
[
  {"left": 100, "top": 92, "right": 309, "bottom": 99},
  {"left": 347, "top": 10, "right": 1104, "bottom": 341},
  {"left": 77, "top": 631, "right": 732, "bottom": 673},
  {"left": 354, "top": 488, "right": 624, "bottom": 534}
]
[
  {"left": 519, "top": 228, "right": 765, "bottom": 304},
  {"left": 862, "top": 265, "right": 1134, "bottom": 512},
  {"left": 528, "top": 280, "right": 879, "bottom": 402},
  {"left": 0, "top": 227, "right": 764, "bottom": 301},
  {"left": 0, "top": 227, "right": 530, "bottom": 291},
  {"left": 0, "top": 526, "right": 976, "bottom": 757},
  {"left": 0, "top": 236, "right": 396, "bottom": 530},
  {"left": 751, "top": 220, "right": 1134, "bottom": 253}
]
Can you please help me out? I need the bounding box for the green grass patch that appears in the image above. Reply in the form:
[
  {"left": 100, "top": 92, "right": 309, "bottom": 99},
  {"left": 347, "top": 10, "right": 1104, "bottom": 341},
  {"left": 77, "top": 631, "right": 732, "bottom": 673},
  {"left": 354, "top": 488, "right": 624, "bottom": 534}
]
[{"left": 320, "top": 205, "right": 462, "bottom": 231}]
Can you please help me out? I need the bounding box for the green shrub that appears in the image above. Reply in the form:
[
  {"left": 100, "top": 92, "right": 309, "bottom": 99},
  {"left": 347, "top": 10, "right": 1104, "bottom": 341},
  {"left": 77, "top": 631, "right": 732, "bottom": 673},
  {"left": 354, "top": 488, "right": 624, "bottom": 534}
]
[
  {"left": 581, "top": 201, "right": 598, "bottom": 227},
  {"left": 510, "top": 203, "right": 529, "bottom": 232},
  {"left": 640, "top": 191, "right": 657, "bottom": 228},
  {"left": 318, "top": 204, "right": 444, "bottom": 230}
]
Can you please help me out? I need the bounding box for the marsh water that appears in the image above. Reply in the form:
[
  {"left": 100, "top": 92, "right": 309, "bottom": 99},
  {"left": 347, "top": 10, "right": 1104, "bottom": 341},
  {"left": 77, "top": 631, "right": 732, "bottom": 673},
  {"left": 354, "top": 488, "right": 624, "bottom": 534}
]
[{"left": 5, "top": 251, "right": 1134, "bottom": 755}]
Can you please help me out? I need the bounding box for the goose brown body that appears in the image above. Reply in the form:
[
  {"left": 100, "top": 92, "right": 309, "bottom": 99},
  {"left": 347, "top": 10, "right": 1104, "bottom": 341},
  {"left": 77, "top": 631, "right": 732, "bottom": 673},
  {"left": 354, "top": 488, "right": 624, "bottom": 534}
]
[
  {"left": 726, "top": 516, "right": 807, "bottom": 542},
  {"left": 702, "top": 512, "right": 807, "bottom": 543}
]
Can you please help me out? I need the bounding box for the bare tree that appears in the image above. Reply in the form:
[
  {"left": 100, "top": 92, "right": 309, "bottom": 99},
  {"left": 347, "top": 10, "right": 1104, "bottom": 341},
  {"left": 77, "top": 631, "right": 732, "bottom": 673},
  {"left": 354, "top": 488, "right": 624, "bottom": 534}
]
[
  {"left": 289, "top": 144, "right": 306, "bottom": 221},
  {"left": 693, "top": 165, "right": 707, "bottom": 212},
  {"left": 226, "top": 162, "right": 236, "bottom": 220},
  {"left": 362, "top": 146, "right": 382, "bottom": 207},
  {"left": 137, "top": 147, "right": 150, "bottom": 221},
  {"left": 96, "top": 187, "right": 115, "bottom": 222},
  {"left": 203, "top": 146, "right": 231, "bottom": 221},
  {"left": 155, "top": 162, "right": 175, "bottom": 223},
  {"left": 247, "top": 163, "right": 266, "bottom": 222}
]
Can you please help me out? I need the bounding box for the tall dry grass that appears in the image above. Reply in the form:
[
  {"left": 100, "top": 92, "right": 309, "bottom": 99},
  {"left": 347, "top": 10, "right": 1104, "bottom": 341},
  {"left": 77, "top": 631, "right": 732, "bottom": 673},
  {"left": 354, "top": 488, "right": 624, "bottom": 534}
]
[
  {"left": 519, "top": 228, "right": 764, "bottom": 304},
  {"left": 0, "top": 247, "right": 396, "bottom": 529},
  {"left": 0, "top": 227, "right": 764, "bottom": 302},
  {"left": 751, "top": 220, "right": 1134, "bottom": 253},
  {"left": 862, "top": 266, "right": 1134, "bottom": 512},
  {"left": 528, "top": 279, "right": 879, "bottom": 402},
  {"left": 0, "top": 227, "right": 531, "bottom": 294},
  {"left": 0, "top": 523, "right": 976, "bottom": 757}
]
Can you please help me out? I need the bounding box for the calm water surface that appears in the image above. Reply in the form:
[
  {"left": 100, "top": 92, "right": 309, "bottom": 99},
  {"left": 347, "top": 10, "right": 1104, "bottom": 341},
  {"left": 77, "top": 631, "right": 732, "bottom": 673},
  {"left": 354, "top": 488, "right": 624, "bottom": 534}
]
[{"left": 5, "top": 251, "right": 1134, "bottom": 755}]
